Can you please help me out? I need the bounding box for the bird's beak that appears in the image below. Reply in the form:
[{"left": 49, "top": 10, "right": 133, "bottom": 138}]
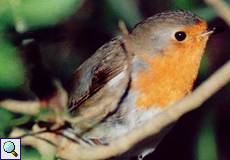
[{"left": 201, "top": 26, "right": 226, "bottom": 37}]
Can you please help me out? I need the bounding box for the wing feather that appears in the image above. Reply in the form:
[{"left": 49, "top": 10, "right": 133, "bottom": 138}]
[{"left": 68, "top": 36, "right": 127, "bottom": 112}]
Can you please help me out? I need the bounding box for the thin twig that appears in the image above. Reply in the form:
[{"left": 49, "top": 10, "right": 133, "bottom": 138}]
[
  {"left": 0, "top": 100, "right": 40, "bottom": 115},
  {"left": 0, "top": 80, "right": 67, "bottom": 116}
]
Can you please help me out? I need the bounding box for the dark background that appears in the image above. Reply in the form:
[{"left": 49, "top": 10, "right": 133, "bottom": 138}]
[{"left": 0, "top": 0, "right": 229, "bottom": 159}]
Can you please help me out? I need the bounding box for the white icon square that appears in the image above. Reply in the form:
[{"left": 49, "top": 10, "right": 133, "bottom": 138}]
[{"left": 0, "top": 138, "right": 21, "bottom": 160}]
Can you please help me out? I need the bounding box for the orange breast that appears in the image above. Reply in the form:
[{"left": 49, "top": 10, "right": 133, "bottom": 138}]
[{"left": 133, "top": 37, "right": 208, "bottom": 109}]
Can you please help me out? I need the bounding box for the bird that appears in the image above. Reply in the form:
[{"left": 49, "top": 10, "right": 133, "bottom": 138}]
[{"left": 67, "top": 10, "right": 218, "bottom": 159}]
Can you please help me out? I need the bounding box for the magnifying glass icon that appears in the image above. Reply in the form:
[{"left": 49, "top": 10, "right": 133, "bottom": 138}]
[{"left": 3, "top": 141, "right": 18, "bottom": 157}]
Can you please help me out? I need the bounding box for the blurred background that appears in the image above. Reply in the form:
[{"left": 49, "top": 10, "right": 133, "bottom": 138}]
[{"left": 0, "top": 0, "right": 229, "bottom": 159}]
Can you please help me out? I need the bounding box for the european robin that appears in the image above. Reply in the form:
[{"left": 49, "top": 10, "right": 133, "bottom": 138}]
[{"left": 67, "top": 10, "right": 218, "bottom": 159}]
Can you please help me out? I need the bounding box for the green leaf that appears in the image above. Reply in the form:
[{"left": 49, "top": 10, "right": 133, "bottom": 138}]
[
  {"left": 0, "top": 41, "right": 25, "bottom": 90},
  {"left": 0, "top": 1, "right": 14, "bottom": 29},
  {"left": 16, "top": 0, "right": 84, "bottom": 28},
  {"left": 8, "top": 115, "right": 32, "bottom": 126},
  {"left": 21, "top": 146, "right": 41, "bottom": 160},
  {"left": 0, "top": 0, "right": 84, "bottom": 30},
  {"left": 0, "top": 108, "right": 14, "bottom": 136}
]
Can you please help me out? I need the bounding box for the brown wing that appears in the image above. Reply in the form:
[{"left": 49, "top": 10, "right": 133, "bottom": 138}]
[{"left": 68, "top": 36, "right": 127, "bottom": 112}]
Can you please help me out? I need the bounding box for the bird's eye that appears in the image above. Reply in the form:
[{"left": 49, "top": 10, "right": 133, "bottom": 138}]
[{"left": 175, "top": 31, "right": 186, "bottom": 41}]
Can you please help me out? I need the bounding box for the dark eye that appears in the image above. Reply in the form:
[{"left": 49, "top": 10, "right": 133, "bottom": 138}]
[{"left": 175, "top": 31, "right": 186, "bottom": 41}]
